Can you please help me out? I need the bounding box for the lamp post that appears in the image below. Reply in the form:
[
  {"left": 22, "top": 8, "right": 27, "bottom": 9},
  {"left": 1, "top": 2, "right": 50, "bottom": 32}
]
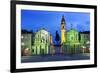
[
  {"left": 86, "top": 41, "right": 90, "bottom": 53},
  {"left": 82, "top": 46, "right": 86, "bottom": 54}
]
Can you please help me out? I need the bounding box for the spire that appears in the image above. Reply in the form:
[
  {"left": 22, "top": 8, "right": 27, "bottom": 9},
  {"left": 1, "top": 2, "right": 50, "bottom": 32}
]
[
  {"left": 71, "top": 24, "right": 73, "bottom": 29},
  {"left": 62, "top": 15, "right": 65, "bottom": 21},
  {"left": 61, "top": 15, "right": 66, "bottom": 24}
]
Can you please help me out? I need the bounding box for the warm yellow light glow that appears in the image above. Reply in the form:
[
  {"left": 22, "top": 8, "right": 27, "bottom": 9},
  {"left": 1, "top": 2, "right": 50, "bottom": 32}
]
[{"left": 61, "top": 29, "right": 65, "bottom": 43}]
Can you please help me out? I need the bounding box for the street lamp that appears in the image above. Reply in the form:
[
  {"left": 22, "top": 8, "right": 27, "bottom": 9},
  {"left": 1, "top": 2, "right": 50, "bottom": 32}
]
[{"left": 82, "top": 46, "right": 86, "bottom": 54}]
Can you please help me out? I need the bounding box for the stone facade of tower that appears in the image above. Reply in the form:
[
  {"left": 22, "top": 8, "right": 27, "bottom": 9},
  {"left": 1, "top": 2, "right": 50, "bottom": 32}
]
[{"left": 61, "top": 15, "right": 66, "bottom": 44}]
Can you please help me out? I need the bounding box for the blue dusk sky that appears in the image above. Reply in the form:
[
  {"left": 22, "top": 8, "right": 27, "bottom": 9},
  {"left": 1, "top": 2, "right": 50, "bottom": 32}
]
[{"left": 21, "top": 9, "right": 90, "bottom": 38}]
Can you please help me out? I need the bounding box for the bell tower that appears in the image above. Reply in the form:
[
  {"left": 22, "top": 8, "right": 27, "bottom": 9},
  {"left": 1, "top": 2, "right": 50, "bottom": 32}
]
[{"left": 61, "top": 15, "right": 66, "bottom": 44}]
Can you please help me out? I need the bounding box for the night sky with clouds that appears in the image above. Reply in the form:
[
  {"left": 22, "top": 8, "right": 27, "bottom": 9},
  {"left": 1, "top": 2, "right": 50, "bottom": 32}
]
[{"left": 21, "top": 10, "right": 90, "bottom": 40}]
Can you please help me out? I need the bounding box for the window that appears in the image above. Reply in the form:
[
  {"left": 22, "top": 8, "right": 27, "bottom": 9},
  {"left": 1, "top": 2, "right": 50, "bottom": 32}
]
[
  {"left": 76, "top": 34, "right": 77, "bottom": 40},
  {"left": 63, "top": 26, "right": 64, "bottom": 29},
  {"left": 41, "top": 40, "right": 42, "bottom": 43},
  {"left": 71, "top": 36, "right": 73, "bottom": 40},
  {"left": 32, "top": 49, "right": 34, "bottom": 52},
  {"left": 46, "top": 40, "right": 47, "bottom": 43}
]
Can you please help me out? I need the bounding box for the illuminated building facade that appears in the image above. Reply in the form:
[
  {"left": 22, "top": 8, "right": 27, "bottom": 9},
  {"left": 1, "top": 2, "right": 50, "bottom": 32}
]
[
  {"left": 79, "top": 31, "right": 90, "bottom": 53},
  {"left": 79, "top": 31, "right": 90, "bottom": 45},
  {"left": 21, "top": 30, "right": 33, "bottom": 56},
  {"left": 21, "top": 15, "right": 90, "bottom": 56},
  {"left": 32, "top": 29, "right": 51, "bottom": 55},
  {"left": 66, "top": 28, "right": 79, "bottom": 45}
]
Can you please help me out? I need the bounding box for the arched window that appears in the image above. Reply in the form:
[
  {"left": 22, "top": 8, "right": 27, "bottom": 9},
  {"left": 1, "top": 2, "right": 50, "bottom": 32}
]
[
  {"left": 63, "top": 26, "right": 64, "bottom": 29},
  {"left": 76, "top": 33, "right": 77, "bottom": 40},
  {"left": 71, "top": 36, "right": 73, "bottom": 40},
  {"left": 32, "top": 49, "right": 34, "bottom": 53}
]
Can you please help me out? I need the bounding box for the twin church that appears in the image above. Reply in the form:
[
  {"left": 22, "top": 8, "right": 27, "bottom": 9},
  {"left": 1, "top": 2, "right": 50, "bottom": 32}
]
[{"left": 21, "top": 15, "right": 90, "bottom": 56}]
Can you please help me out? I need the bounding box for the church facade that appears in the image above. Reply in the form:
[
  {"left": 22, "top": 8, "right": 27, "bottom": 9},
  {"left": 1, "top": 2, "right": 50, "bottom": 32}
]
[
  {"left": 66, "top": 29, "right": 79, "bottom": 45},
  {"left": 32, "top": 29, "right": 51, "bottom": 55}
]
